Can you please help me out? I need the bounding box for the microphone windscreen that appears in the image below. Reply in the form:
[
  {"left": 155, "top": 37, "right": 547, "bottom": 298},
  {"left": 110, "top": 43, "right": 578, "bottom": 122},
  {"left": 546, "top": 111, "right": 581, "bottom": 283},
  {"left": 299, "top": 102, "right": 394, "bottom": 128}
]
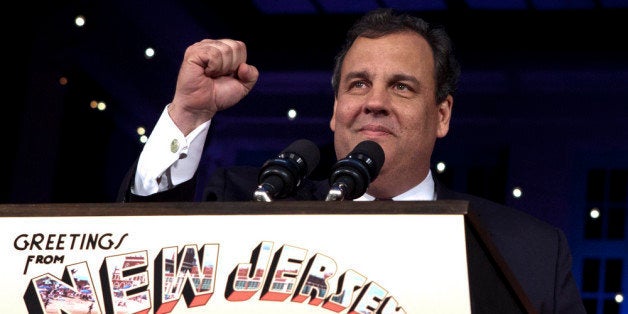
[
  {"left": 349, "top": 140, "right": 385, "bottom": 179},
  {"left": 281, "top": 139, "right": 321, "bottom": 177}
]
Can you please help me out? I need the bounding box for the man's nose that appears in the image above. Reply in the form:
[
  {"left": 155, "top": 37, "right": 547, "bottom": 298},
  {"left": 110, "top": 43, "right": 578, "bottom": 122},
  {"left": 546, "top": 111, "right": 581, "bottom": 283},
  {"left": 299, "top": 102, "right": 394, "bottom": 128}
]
[{"left": 363, "top": 87, "right": 390, "bottom": 115}]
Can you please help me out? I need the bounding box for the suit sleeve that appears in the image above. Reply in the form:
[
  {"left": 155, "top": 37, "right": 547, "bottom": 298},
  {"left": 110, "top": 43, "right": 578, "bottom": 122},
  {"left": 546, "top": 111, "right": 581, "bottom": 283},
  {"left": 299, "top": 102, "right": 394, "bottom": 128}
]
[
  {"left": 117, "top": 156, "right": 198, "bottom": 202},
  {"left": 553, "top": 229, "right": 587, "bottom": 314}
]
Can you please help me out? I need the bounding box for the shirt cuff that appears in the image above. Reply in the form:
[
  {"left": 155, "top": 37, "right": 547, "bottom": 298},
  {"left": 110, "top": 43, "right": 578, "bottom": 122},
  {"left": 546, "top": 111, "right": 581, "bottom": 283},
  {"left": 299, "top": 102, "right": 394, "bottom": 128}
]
[{"left": 133, "top": 105, "right": 210, "bottom": 196}]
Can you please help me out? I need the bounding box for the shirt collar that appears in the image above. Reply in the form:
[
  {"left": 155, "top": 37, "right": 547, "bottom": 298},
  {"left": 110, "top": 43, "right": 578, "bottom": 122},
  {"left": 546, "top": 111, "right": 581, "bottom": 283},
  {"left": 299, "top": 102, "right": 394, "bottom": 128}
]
[{"left": 354, "top": 170, "right": 436, "bottom": 201}]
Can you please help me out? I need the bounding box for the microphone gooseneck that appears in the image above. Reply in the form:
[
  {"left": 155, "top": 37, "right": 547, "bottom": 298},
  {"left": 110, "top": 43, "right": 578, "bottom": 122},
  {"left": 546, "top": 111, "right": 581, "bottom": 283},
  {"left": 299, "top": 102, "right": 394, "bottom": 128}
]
[
  {"left": 325, "top": 140, "right": 385, "bottom": 201},
  {"left": 254, "top": 139, "right": 320, "bottom": 202}
]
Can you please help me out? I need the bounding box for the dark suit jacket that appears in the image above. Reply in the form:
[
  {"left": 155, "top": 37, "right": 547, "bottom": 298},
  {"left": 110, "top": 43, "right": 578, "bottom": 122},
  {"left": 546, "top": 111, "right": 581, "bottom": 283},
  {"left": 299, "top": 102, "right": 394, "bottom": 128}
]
[{"left": 120, "top": 165, "right": 586, "bottom": 314}]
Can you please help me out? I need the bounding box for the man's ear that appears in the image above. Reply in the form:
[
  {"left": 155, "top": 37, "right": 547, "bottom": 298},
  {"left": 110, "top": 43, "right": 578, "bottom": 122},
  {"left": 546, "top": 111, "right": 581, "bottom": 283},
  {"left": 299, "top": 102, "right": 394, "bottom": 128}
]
[
  {"left": 329, "top": 100, "right": 338, "bottom": 132},
  {"left": 436, "top": 95, "right": 453, "bottom": 138}
]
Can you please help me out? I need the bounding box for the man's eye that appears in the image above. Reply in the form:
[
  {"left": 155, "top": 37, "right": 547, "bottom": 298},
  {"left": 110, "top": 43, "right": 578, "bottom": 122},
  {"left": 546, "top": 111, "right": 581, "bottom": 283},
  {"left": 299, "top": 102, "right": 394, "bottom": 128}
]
[
  {"left": 351, "top": 81, "right": 366, "bottom": 88},
  {"left": 394, "top": 83, "right": 408, "bottom": 91}
]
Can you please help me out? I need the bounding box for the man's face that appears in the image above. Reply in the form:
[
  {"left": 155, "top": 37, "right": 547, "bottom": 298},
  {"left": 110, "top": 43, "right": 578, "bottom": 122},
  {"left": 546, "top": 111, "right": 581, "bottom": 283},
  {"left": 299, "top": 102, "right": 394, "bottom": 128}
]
[{"left": 329, "top": 31, "right": 453, "bottom": 197}]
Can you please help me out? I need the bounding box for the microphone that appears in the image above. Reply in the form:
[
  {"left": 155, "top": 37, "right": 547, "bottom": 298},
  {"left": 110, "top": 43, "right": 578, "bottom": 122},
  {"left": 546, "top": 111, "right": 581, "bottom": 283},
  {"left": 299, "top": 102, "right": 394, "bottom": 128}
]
[
  {"left": 325, "top": 140, "right": 385, "bottom": 201},
  {"left": 254, "top": 139, "right": 320, "bottom": 202}
]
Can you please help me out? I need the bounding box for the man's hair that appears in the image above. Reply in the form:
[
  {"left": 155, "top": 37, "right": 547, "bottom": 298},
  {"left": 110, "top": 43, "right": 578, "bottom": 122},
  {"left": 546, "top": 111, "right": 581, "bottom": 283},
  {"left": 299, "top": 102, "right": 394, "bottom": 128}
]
[{"left": 331, "top": 8, "right": 460, "bottom": 104}]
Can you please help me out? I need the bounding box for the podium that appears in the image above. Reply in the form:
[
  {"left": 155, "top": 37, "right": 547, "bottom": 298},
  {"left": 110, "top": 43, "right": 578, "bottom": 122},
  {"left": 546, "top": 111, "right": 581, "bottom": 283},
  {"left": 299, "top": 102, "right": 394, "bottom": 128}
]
[{"left": 1, "top": 201, "right": 536, "bottom": 313}]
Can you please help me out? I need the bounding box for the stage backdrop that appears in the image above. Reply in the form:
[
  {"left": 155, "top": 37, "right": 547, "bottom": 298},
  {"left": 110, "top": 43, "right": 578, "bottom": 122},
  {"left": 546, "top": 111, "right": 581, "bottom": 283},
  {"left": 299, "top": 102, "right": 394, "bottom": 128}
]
[{"left": 1, "top": 201, "right": 471, "bottom": 314}]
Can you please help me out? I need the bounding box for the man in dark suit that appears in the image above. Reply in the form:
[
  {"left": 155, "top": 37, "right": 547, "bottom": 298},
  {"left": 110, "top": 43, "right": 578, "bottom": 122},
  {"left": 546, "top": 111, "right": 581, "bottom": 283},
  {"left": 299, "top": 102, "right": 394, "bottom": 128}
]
[{"left": 120, "top": 8, "right": 586, "bottom": 313}]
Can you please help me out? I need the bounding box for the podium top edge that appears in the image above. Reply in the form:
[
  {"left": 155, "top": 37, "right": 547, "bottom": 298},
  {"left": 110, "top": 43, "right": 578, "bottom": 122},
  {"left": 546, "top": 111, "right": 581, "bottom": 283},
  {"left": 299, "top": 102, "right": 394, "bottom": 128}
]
[{"left": 0, "top": 200, "right": 469, "bottom": 217}]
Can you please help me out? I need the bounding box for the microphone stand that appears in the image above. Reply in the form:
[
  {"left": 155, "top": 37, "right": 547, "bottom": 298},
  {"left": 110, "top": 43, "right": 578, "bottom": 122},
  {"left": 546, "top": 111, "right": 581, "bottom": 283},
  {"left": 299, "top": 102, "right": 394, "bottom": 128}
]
[
  {"left": 325, "top": 182, "right": 348, "bottom": 201},
  {"left": 253, "top": 184, "right": 274, "bottom": 202}
]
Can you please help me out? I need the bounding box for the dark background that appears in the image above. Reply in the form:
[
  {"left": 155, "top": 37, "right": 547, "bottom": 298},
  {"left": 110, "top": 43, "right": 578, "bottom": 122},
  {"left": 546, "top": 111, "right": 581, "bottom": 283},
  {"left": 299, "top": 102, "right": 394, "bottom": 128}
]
[
  {"left": 7, "top": 0, "right": 627, "bottom": 203},
  {"left": 4, "top": 1, "right": 628, "bottom": 312}
]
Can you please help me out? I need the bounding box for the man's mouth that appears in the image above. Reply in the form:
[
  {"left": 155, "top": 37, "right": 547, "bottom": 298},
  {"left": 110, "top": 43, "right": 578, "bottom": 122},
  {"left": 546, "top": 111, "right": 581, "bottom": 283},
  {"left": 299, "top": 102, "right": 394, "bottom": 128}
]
[{"left": 358, "top": 124, "right": 393, "bottom": 137}]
